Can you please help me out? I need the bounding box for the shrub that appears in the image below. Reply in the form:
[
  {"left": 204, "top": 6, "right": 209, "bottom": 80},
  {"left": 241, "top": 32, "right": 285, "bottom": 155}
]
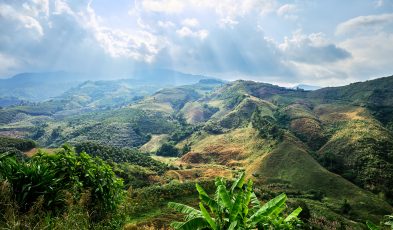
[
  {"left": 156, "top": 142, "right": 179, "bottom": 157},
  {"left": 0, "top": 146, "right": 124, "bottom": 216},
  {"left": 0, "top": 136, "right": 36, "bottom": 152},
  {"left": 74, "top": 141, "right": 167, "bottom": 174}
]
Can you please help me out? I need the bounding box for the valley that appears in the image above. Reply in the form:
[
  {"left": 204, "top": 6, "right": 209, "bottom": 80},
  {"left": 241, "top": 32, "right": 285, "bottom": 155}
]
[{"left": 1, "top": 75, "right": 393, "bottom": 229}]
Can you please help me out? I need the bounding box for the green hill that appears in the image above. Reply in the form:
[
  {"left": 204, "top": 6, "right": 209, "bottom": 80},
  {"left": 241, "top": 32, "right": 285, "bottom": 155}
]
[{"left": 1, "top": 75, "right": 393, "bottom": 228}]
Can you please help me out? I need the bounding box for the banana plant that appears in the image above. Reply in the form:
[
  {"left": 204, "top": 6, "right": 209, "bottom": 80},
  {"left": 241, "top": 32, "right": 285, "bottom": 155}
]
[{"left": 168, "top": 172, "right": 302, "bottom": 229}]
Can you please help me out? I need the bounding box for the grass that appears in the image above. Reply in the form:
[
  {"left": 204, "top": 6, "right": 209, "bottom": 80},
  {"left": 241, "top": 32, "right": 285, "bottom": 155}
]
[
  {"left": 139, "top": 134, "right": 169, "bottom": 153},
  {"left": 252, "top": 133, "right": 393, "bottom": 223},
  {"left": 181, "top": 127, "right": 275, "bottom": 167}
]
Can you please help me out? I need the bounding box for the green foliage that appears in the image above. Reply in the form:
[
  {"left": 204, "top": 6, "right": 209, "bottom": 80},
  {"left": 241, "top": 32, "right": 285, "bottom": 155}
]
[
  {"left": 251, "top": 108, "right": 283, "bottom": 140},
  {"left": 169, "top": 172, "right": 302, "bottom": 229},
  {"left": 318, "top": 120, "right": 393, "bottom": 200},
  {"left": 0, "top": 153, "right": 64, "bottom": 212},
  {"left": 367, "top": 215, "right": 393, "bottom": 230},
  {"left": 170, "top": 125, "right": 198, "bottom": 142},
  {"left": 340, "top": 199, "right": 351, "bottom": 215},
  {"left": 0, "top": 136, "right": 36, "bottom": 152},
  {"left": 74, "top": 141, "right": 167, "bottom": 174},
  {"left": 156, "top": 142, "right": 179, "bottom": 157},
  {"left": 112, "top": 163, "right": 155, "bottom": 188},
  {"left": 181, "top": 143, "right": 191, "bottom": 155},
  {"left": 0, "top": 145, "right": 124, "bottom": 216}
]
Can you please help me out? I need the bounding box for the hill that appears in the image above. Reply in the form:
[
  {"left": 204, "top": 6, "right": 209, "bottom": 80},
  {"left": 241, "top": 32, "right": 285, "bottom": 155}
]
[{"left": 1, "top": 74, "right": 393, "bottom": 228}]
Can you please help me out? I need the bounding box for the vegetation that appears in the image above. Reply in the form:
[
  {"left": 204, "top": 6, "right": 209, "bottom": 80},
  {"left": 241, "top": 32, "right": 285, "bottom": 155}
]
[
  {"left": 251, "top": 107, "right": 283, "bottom": 140},
  {"left": 74, "top": 141, "right": 168, "bottom": 174},
  {"left": 367, "top": 214, "right": 393, "bottom": 230},
  {"left": 0, "top": 136, "right": 36, "bottom": 152},
  {"left": 1, "top": 75, "right": 393, "bottom": 228},
  {"left": 0, "top": 145, "right": 124, "bottom": 217},
  {"left": 156, "top": 142, "right": 180, "bottom": 157},
  {"left": 169, "top": 172, "right": 302, "bottom": 229}
]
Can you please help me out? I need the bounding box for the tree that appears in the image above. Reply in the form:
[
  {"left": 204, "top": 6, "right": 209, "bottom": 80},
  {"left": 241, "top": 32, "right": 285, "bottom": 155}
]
[
  {"left": 168, "top": 172, "right": 302, "bottom": 229},
  {"left": 156, "top": 142, "right": 179, "bottom": 157},
  {"left": 251, "top": 108, "right": 283, "bottom": 140}
]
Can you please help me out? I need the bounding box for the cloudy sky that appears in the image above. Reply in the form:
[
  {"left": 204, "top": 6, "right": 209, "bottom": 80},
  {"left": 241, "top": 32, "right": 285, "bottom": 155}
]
[{"left": 1, "top": 0, "right": 393, "bottom": 86}]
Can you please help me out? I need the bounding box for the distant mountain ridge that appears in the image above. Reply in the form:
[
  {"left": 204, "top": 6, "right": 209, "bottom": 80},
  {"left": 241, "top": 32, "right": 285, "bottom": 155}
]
[
  {"left": 0, "top": 69, "right": 211, "bottom": 102},
  {"left": 295, "top": 84, "right": 321, "bottom": 91}
]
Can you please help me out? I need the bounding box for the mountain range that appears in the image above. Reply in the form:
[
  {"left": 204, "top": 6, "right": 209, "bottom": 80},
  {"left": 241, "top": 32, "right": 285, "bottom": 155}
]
[{"left": 1, "top": 73, "right": 393, "bottom": 227}]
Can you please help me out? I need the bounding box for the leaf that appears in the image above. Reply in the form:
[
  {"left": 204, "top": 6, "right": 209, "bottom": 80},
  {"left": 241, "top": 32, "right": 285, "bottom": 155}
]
[
  {"left": 217, "top": 185, "right": 233, "bottom": 210},
  {"left": 196, "top": 183, "right": 218, "bottom": 212},
  {"left": 247, "top": 193, "right": 287, "bottom": 226},
  {"left": 228, "top": 221, "right": 238, "bottom": 230},
  {"left": 168, "top": 202, "right": 201, "bottom": 220},
  {"left": 199, "top": 202, "right": 217, "bottom": 230},
  {"left": 249, "top": 192, "right": 261, "bottom": 214},
  {"left": 366, "top": 221, "right": 380, "bottom": 230},
  {"left": 284, "top": 207, "right": 302, "bottom": 222},
  {"left": 231, "top": 171, "right": 245, "bottom": 192},
  {"left": 171, "top": 217, "right": 210, "bottom": 230},
  {"left": 230, "top": 190, "right": 244, "bottom": 222},
  {"left": 243, "top": 179, "right": 253, "bottom": 217}
]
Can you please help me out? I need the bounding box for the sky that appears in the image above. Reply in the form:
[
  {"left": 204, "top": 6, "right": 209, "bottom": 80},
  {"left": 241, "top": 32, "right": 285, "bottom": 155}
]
[{"left": 0, "top": 0, "right": 393, "bottom": 86}]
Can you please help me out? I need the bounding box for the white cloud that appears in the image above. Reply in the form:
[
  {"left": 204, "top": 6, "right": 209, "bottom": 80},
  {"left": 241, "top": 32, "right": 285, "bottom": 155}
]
[
  {"left": 0, "top": 3, "right": 44, "bottom": 39},
  {"left": 218, "top": 17, "right": 239, "bottom": 28},
  {"left": 22, "top": 0, "right": 49, "bottom": 17},
  {"left": 332, "top": 13, "right": 393, "bottom": 81},
  {"left": 0, "top": 53, "right": 19, "bottom": 77},
  {"left": 276, "top": 4, "right": 298, "bottom": 20},
  {"left": 182, "top": 18, "right": 199, "bottom": 27},
  {"left": 157, "top": 20, "right": 175, "bottom": 28},
  {"left": 338, "top": 32, "right": 393, "bottom": 80},
  {"left": 1, "top": 0, "right": 392, "bottom": 86},
  {"left": 141, "top": 0, "right": 184, "bottom": 13},
  {"left": 0, "top": 0, "right": 164, "bottom": 76},
  {"left": 279, "top": 31, "right": 351, "bottom": 64},
  {"left": 336, "top": 13, "right": 393, "bottom": 35},
  {"left": 176, "top": 27, "right": 208, "bottom": 40}
]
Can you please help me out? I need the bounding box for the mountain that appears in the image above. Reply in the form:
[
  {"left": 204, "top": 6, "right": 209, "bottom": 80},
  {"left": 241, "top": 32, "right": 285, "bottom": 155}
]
[
  {"left": 0, "top": 69, "right": 211, "bottom": 102},
  {"left": 1, "top": 75, "right": 393, "bottom": 227},
  {"left": 295, "top": 84, "right": 321, "bottom": 91},
  {"left": 0, "top": 72, "right": 89, "bottom": 101}
]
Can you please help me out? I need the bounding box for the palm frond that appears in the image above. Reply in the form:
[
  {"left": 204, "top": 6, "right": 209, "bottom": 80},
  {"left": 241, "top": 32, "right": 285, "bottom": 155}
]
[
  {"left": 366, "top": 221, "right": 380, "bottom": 230},
  {"left": 171, "top": 217, "right": 210, "bottom": 230},
  {"left": 168, "top": 202, "right": 202, "bottom": 220},
  {"left": 230, "top": 171, "right": 245, "bottom": 192},
  {"left": 247, "top": 193, "right": 286, "bottom": 226},
  {"left": 199, "top": 202, "right": 217, "bottom": 230},
  {"left": 284, "top": 207, "right": 302, "bottom": 222}
]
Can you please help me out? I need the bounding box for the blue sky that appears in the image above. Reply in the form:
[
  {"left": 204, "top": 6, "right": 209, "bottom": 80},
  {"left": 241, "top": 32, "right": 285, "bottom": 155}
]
[{"left": 0, "top": 0, "right": 393, "bottom": 86}]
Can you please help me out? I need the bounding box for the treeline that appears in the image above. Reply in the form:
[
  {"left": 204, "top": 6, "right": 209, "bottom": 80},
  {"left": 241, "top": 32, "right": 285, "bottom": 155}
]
[
  {"left": 0, "top": 136, "right": 36, "bottom": 152},
  {"left": 74, "top": 141, "right": 168, "bottom": 174}
]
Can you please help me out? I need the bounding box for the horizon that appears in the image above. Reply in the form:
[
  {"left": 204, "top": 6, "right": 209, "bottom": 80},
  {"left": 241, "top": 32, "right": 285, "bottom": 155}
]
[{"left": 1, "top": 0, "right": 393, "bottom": 87}]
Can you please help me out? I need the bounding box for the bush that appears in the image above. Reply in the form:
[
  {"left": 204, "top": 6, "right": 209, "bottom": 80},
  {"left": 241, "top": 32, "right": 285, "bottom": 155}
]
[
  {"left": 0, "top": 146, "right": 124, "bottom": 216},
  {"left": 156, "top": 142, "right": 179, "bottom": 157},
  {"left": 0, "top": 136, "right": 36, "bottom": 152},
  {"left": 74, "top": 141, "right": 167, "bottom": 174}
]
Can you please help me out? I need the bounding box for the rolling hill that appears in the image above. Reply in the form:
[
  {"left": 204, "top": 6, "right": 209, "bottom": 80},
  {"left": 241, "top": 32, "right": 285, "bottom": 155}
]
[{"left": 1, "top": 74, "right": 393, "bottom": 228}]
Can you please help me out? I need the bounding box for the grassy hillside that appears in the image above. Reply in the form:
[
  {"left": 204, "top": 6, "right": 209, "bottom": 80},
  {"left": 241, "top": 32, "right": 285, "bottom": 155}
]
[
  {"left": 253, "top": 134, "right": 393, "bottom": 223},
  {"left": 1, "top": 75, "right": 393, "bottom": 228}
]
